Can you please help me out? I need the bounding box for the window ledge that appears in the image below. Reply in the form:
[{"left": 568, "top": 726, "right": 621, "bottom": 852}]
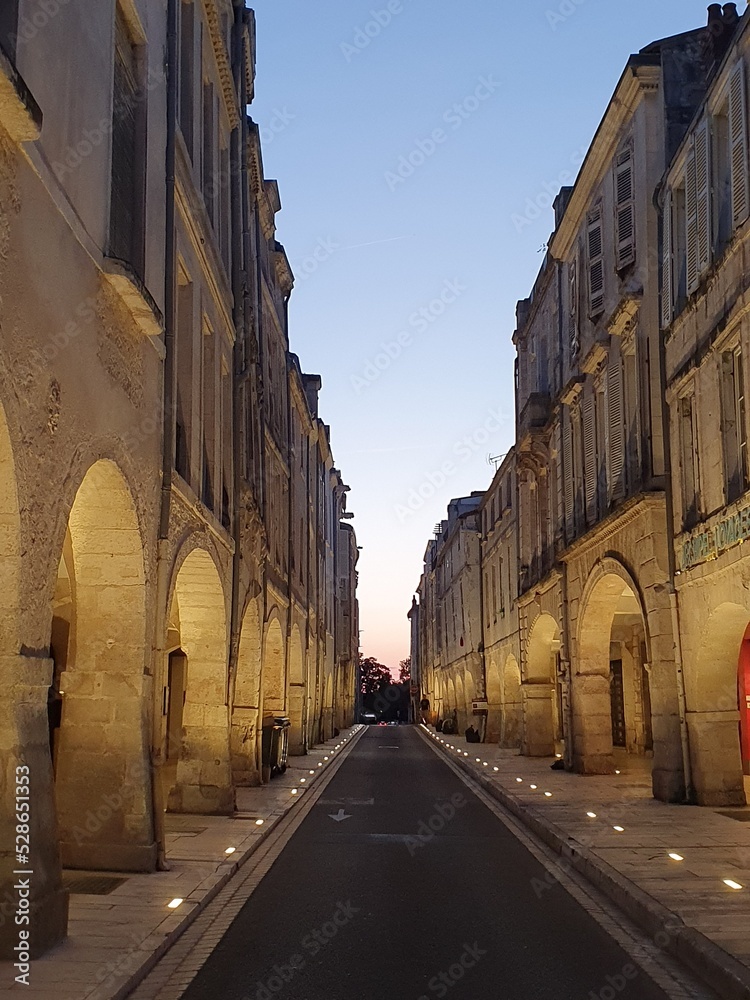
[
  {"left": 0, "top": 43, "right": 42, "bottom": 143},
  {"left": 102, "top": 257, "right": 165, "bottom": 350}
]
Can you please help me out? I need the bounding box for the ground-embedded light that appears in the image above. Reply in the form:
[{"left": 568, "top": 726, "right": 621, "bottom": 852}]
[
  {"left": 476, "top": 758, "right": 481, "bottom": 763},
  {"left": 724, "top": 879, "right": 743, "bottom": 890},
  {"left": 225, "top": 847, "right": 236, "bottom": 855},
  {"left": 493, "top": 766, "right": 499, "bottom": 772},
  {"left": 291, "top": 788, "right": 298, "bottom": 795},
  {"left": 168, "top": 898, "right": 183, "bottom": 909},
  {"left": 668, "top": 853, "right": 684, "bottom": 862},
  {"left": 255, "top": 819, "right": 264, "bottom": 826},
  {"left": 544, "top": 792, "right": 552, "bottom": 797},
  {"left": 300, "top": 778, "right": 306, "bottom": 783},
  {"left": 530, "top": 784, "right": 538, "bottom": 790},
  {"left": 587, "top": 812, "right": 597, "bottom": 819},
  {"left": 613, "top": 826, "right": 625, "bottom": 833},
  {"left": 516, "top": 778, "right": 523, "bottom": 783}
]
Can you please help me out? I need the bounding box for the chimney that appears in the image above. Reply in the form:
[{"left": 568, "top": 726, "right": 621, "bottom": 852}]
[{"left": 707, "top": 3, "right": 741, "bottom": 71}]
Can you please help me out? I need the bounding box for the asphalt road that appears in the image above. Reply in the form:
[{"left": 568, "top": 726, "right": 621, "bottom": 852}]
[{"left": 183, "top": 726, "right": 670, "bottom": 1000}]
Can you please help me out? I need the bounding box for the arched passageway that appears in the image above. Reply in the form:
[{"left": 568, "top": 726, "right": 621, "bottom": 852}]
[
  {"left": 231, "top": 600, "right": 263, "bottom": 786},
  {"left": 288, "top": 625, "right": 306, "bottom": 755},
  {"left": 524, "top": 614, "right": 562, "bottom": 757},
  {"left": 165, "top": 548, "right": 232, "bottom": 814},
  {"left": 574, "top": 570, "right": 653, "bottom": 779},
  {"left": 686, "top": 604, "right": 748, "bottom": 807},
  {"left": 503, "top": 655, "right": 523, "bottom": 748},
  {"left": 54, "top": 460, "right": 155, "bottom": 868}
]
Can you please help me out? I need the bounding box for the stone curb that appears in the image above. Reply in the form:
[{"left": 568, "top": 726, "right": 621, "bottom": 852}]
[
  {"left": 419, "top": 728, "right": 750, "bottom": 1000},
  {"left": 100, "top": 726, "right": 367, "bottom": 1000}
]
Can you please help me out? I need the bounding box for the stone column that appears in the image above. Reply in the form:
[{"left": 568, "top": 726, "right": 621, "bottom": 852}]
[
  {"left": 0, "top": 654, "right": 68, "bottom": 959},
  {"left": 571, "top": 672, "right": 615, "bottom": 774},
  {"left": 168, "top": 697, "right": 234, "bottom": 815},
  {"left": 55, "top": 668, "right": 157, "bottom": 871},
  {"left": 521, "top": 682, "right": 555, "bottom": 757},
  {"left": 230, "top": 708, "right": 261, "bottom": 786},
  {"left": 687, "top": 710, "right": 746, "bottom": 807}
]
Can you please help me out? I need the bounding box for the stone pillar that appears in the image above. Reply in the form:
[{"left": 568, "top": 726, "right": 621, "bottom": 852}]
[
  {"left": 0, "top": 655, "right": 68, "bottom": 959},
  {"left": 55, "top": 668, "right": 157, "bottom": 871},
  {"left": 571, "top": 672, "right": 615, "bottom": 774},
  {"left": 521, "top": 683, "right": 555, "bottom": 757},
  {"left": 687, "top": 710, "right": 746, "bottom": 807},
  {"left": 230, "top": 708, "right": 261, "bottom": 786},
  {"left": 168, "top": 698, "right": 234, "bottom": 815}
]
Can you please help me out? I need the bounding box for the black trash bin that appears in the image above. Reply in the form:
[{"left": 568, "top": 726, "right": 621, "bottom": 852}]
[{"left": 262, "top": 716, "right": 291, "bottom": 778}]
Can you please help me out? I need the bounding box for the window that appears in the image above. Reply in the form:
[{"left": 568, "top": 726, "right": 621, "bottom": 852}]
[
  {"left": 615, "top": 143, "right": 635, "bottom": 269},
  {"left": 714, "top": 100, "right": 732, "bottom": 253},
  {"left": 201, "top": 318, "right": 216, "bottom": 510},
  {"left": 202, "top": 81, "right": 216, "bottom": 227},
  {"left": 175, "top": 269, "right": 194, "bottom": 484},
  {"left": 110, "top": 5, "right": 145, "bottom": 276},
  {"left": 0, "top": 2, "right": 19, "bottom": 60},
  {"left": 498, "top": 558, "right": 505, "bottom": 617},
  {"left": 491, "top": 566, "right": 498, "bottom": 624},
  {"left": 587, "top": 208, "right": 605, "bottom": 317},
  {"left": 179, "top": 0, "right": 195, "bottom": 154},
  {"left": 679, "top": 394, "right": 700, "bottom": 529},
  {"left": 721, "top": 346, "right": 749, "bottom": 503}
]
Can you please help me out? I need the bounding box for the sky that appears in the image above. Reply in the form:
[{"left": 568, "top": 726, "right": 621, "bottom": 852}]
[{"left": 248, "top": 0, "right": 708, "bottom": 671}]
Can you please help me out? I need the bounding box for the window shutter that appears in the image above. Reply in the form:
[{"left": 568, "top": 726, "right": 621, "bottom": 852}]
[
  {"left": 695, "top": 119, "right": 711, "bottom": 276},
  {"left": 583, "top": 392, "right": 597, "bottom": 524},
  {"left": 587, "top": 207, "right": 605, "bottom": 317},
  {"left": 661, "top": 189, "right": 673, "bottom": 328},
  {"left": 563, "top": 412, "right": 575, "bottom": 540},
  {"left": 730, "top": 60, "right": 749, "bottom": 229},
  {"left": 615, "top": 145, "right": 636, "bottom": 269},
  {"left": 110, "top": 7, "right": 139, "bottom": 270},
  {"left": 608, "top": 360, "right": 626, "bottom": 502},
  {"left": 569, "top": 256, "right": 579, "bottom": 355},
  {"left": 686, "top": 143, "right": 699, "bottom": 293}
]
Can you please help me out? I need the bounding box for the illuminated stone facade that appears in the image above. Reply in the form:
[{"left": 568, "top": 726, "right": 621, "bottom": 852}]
[{"left": 0, "top": 0, "right": 357, "bottom": 959}]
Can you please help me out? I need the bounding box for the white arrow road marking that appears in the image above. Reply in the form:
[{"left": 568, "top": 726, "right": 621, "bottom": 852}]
[
  {"left": 328, "top": 809, "right": 352, "bottom": 823},
  {"left": 378, "top": 746, "right": 399, "bottom": 749}
]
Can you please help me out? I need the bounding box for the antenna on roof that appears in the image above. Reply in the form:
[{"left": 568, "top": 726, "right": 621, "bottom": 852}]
[{"left": 488, "top": 453, "right": 504, "bottom": 471}]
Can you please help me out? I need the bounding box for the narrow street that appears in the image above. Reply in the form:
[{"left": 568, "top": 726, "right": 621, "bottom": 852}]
[{"left": 176, "top": 727, "right": 678, "bottom": 1000}]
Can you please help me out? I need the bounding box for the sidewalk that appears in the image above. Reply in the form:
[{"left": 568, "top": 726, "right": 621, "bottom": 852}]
[
  {"left": 0, "top": 726, "right": 364, "bottom": 1000},
  {"left": 420, "top": 725, "right": 750, "bottom": 1000}
]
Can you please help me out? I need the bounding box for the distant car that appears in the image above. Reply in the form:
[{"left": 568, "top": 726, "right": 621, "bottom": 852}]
[
  {"left": 361, "top": 712, "right": 377, "bottom": 725},
  {"left": 378, "top": 721, "right": 388, "bottom": 727}
]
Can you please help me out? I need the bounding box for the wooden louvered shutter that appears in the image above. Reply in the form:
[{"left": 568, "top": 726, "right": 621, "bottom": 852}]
[
  {"left": 730, "top": 60, "right": 749, "bottom": 229},
  {"left": 686, "top": 141, "right": 699, "bottom": 293},
  {"left": 615, "top": 145, "right": 636, "bottom": 269},
  {"left": 583, "top": 392, "right": 597, "bottom": 524},
  {"left": 662, "top": 189, "right": 673, "bottom": 328},
  {"left": 569, "top": 256, "right": 579, "bottom": 355},
  {"left": 608, "top": 359, "right": 626, "bottom": 502},
  {"left": 563, "top": 409, "right": 575, "bottom": 540},
  {"left": 695, "top": 119, "right": 711, "bottom": 277},
  {"left": 588, "top": 207, "right": 605, "bottom": 317},
  {"left": 110, "top": 7, "right": 139, "bottom": 270}
]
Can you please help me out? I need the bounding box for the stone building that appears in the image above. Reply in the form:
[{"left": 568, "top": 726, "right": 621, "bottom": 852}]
[
  {"left": 413, "top": 6, "right": 750, "bottom": 812},
  {"left": 414, "top": 495, "right": 485, "bottom": 735},
  {"left": 662, "top": 2, "right": 750, "bottom": 807},
  {"left": 0, "top": 0, "right": 357, "bottom": 959},
  {"left": 480, "top": 451, "right": 522, "bottom": 746}
]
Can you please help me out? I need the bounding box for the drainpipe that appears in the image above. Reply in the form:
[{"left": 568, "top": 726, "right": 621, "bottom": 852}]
[
  {"left": 227, "top": 0, "right": 246, "bottom": 712},
  {"left": 150, "top": 0, "right": 179, "bottom": 872},
  {"left": 656, "top": 189, "right": 694, "bottom": 804}
]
